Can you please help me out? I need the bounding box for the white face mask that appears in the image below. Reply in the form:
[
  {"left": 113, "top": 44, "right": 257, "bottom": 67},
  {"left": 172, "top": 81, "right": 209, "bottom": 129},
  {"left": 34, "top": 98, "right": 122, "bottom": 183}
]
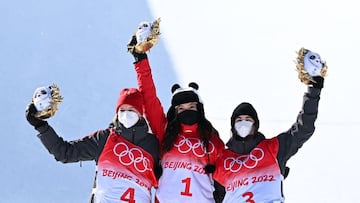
[
  {"left": 117, "top": 110, "right": 139, "bottom": 128},
  {"left": 234, "top": 120, "right": 253, "bottom": 138}
]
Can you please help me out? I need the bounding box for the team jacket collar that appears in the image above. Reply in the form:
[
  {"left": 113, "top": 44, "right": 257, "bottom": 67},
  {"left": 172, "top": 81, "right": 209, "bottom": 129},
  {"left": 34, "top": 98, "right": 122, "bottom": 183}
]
[
  {"left": 180, "top": 123, "right": 198, "bottom": 135},
  {"left": 226, "top": 132, "right": 265, "bottom": 154},
  {"left": 113, "top": 119, "right": 149, "bottom": 144}
]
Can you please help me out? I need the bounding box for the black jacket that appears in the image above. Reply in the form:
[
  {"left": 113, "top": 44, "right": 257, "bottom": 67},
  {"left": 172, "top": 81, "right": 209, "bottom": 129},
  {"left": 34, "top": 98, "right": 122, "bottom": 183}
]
[
  {"left": 35, "top": 118, "right": 161, "bottom": 177},
  {"left": 218, "top": 87, "right": 322, "bottom": 201}
]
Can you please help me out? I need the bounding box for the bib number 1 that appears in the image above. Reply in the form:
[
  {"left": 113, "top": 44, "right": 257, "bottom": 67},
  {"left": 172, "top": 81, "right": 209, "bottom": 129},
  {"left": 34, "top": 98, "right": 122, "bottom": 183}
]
[{"left": 180, "top": 177, "right": 193, "bottom": 197}]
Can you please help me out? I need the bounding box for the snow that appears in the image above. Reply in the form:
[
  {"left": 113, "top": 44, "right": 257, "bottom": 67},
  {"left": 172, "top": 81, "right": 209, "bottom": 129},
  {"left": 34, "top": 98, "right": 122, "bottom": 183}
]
[{"left": 1, "top": 0, "right": 359, "bottom": 202}]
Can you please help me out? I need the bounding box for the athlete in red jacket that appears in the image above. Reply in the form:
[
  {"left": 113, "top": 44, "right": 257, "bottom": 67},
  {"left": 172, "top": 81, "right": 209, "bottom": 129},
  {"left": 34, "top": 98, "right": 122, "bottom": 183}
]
[{"left": 128, "top": 36, "right": 225, "bottom": 203}]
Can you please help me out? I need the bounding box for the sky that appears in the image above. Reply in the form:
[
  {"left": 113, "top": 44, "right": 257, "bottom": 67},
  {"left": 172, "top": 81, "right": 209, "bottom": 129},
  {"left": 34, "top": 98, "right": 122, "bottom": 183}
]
[{"left": 1, "top": 0, "right": 359, "bottom": 202}]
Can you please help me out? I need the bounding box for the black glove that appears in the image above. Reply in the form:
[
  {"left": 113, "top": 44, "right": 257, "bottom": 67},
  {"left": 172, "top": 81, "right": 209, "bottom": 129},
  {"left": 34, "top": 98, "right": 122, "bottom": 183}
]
[
  {"left": 283, "top": 166, "right": 290, "bottom": 179},
  {"left": 204, "top": 164, "right": 216, "bottom": 174},
  {"left": 25, "top": 103, "right": 48, "bottom": 129},
  {"left": 127, "top": 35, "right": 147, "bottom": 63},
  {"left": 213, "top": 181, "right": 225, "bottom": 203},
  {"left": 311, "top": 76, "right": 324, "bottom": 89}
]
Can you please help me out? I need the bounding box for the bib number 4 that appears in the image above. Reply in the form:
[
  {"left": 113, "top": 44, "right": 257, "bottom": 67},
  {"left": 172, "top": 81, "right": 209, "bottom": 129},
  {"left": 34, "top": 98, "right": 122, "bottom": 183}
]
[{"left": 121, "top": 187, "right": 135, "bottom": 203}]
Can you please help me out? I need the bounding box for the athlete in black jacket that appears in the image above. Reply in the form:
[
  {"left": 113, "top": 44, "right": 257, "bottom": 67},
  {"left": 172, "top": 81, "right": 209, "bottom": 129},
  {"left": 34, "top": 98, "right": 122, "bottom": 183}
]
[
  {"left": 26, "top": 88, "right": 161, "bottom": 203},
  {"left": 212, "top": 49, "right": 326, "bottom": 202}
]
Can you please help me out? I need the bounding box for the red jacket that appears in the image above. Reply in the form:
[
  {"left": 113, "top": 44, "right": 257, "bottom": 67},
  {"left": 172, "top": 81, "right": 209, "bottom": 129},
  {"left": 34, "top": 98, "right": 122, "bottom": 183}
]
[
  {"left": 134, "top": 58, "right": 225, "bottom": 202},
  {"left": 134, "top": 58, "right": 167, "bottom": 143}
]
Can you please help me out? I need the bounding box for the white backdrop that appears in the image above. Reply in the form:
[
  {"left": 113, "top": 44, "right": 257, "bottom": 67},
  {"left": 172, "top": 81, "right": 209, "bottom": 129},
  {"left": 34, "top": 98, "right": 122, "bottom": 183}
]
[{"left": 149, "top": 1, "right": 359, "bottom": 202}]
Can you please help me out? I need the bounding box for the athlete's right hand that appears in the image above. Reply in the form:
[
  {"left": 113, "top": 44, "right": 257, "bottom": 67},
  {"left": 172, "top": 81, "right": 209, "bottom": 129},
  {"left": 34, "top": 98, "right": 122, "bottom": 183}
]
[{"left": 127, "top": 34, "right": 147, "bottom": 63}]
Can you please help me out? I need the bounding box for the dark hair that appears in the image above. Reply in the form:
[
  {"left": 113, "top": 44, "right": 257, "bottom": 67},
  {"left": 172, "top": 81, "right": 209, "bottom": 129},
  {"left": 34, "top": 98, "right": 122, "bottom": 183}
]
[{"left": 162, "top": 103, "right": 218, "bottom": 153}]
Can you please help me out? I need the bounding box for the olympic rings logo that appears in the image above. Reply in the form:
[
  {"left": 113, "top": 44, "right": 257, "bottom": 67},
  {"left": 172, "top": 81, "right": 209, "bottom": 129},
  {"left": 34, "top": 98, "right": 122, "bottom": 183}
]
[
  {"left": 174, "top": 135, "right": 215, "bottom": 157},
  {"left": 224, "top": 148, "right": 264, "bottom": 172},
  {"left": 113, "top": 142, "right": 152, "bottom": 173}
]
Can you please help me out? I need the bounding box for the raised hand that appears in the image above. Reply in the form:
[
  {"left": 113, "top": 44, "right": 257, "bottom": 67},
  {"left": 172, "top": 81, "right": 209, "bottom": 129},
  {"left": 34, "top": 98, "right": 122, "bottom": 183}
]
[{"left": 25, "top": 103, "right": 48, "bottom": 129}]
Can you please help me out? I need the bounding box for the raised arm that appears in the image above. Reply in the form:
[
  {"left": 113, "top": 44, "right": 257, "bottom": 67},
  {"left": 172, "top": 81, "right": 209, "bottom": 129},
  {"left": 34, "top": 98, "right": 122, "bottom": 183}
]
[
  {"left": 277, "top": 47, "right": 327, "bottom": 173},
  {"left": 26, "top": 103, "right": 106, "bottom": 163},
  {"left": 128, "top": 34, "right": 167, "bottom": 143},
  {"left": 134, "top": 58, "right": 167, "bottom": 142},
  {"left": 277, "top": 84, "right": 322, "bottom": 161}
]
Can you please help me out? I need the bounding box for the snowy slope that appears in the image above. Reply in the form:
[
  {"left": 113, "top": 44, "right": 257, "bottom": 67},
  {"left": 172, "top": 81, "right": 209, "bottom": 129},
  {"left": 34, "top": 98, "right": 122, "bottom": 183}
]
[
  {"left": 1, "top": 0, "right": 359, "bottom": 202},
  {"left": 1, "top": 1, "right": 175, "bottom": 202}
]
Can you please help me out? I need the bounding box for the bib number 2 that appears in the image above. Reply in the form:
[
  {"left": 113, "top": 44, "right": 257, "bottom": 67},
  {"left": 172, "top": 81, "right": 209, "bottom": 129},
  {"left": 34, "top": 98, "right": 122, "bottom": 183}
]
[{"left": 242, "top": 192, "right": 255, "bottom": 203}]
